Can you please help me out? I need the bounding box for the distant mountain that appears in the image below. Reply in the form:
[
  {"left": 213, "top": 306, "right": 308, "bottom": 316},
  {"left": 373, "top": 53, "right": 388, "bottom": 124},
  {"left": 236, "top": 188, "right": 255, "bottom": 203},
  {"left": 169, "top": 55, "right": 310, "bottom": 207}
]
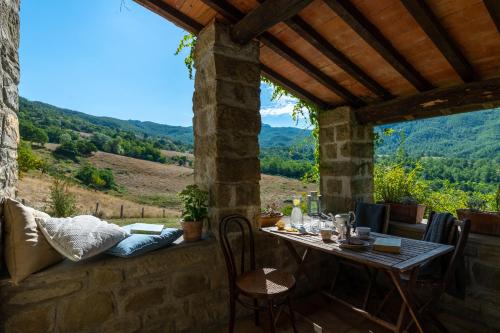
[
  {"left": 19, "top": 97, "right": 311, "bottom": 148},
  {"left": 376, "top": 108, "right": 500, "bottom": 161},
  {"left": 19, "top": 97, "right": 499, "bottom": 160}
]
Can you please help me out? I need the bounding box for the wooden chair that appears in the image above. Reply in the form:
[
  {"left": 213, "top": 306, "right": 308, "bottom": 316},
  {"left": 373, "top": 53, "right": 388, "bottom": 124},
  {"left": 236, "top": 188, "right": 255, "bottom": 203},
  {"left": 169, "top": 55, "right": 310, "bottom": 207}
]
[
  {"left": 219, "top": 214, "right": 298, "bottom": 333},
  {"left": 377, "top": 212, "right": 471, "bottom": 333},
  {"left": 330, "top": 202, "right": 390, "bottom": 310}
]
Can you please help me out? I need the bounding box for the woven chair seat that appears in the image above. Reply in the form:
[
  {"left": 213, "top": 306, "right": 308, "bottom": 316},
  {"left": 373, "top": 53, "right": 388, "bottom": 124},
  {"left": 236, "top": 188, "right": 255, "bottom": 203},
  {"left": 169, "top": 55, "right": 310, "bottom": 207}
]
[{"left": 236, "top": 268, "right": 295, "bottom": 298}]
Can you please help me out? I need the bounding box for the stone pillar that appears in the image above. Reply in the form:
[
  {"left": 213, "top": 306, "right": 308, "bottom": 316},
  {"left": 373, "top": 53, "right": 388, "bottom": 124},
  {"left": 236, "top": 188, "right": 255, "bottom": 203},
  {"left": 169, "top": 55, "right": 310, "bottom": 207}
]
[
  {"left": 0, "top": 0, "right": 20, "bottom": 199},
  {"left": 193, "top": 20, "right": 261, "bottom": 232},
  {"left": 319, "top": 106, "right": 373, "bottom": 213}
]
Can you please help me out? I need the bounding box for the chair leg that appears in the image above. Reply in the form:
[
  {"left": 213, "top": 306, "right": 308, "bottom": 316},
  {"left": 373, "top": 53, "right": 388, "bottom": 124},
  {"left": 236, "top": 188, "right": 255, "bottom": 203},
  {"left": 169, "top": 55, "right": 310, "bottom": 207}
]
[
  {"left": 363, "top": 268, "right": 378, "bottom": 310},
  {"left": 267, "top": 299, "right": 276, "bottom": 333},
  {"left": 287, "top": 296, "right": 298, "bottom": 333},
  {"left": 229, "top": 294, "right": 236, "bottom": 333},
  {"left": 253, "top": 298, "right": 260, "bottom": 326}
]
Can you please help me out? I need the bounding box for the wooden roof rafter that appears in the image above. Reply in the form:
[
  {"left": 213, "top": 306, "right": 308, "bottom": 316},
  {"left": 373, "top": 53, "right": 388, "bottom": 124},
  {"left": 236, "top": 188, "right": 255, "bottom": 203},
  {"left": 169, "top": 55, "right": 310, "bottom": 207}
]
[
  {"left": 484, "top": 0, "right": 500, "bottom": 33},
  {"left": 203, "top": 0, "right": 365, "bottom": 107},
  {"left": 401, "top": 0, "right": 475, "bottom": 83},
  {"left": 323, "top": 0, "right": 433, "bottom": 92},
  {"left": 231, "top": 0, "right": 313, "bottom": 44}
]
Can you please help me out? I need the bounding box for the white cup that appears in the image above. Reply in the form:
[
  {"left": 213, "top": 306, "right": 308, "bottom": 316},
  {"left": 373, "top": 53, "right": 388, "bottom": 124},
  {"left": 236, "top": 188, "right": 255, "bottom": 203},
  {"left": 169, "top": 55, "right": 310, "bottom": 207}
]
[{"left": 356, "top": 227, "right": 371, "bottom": 238}]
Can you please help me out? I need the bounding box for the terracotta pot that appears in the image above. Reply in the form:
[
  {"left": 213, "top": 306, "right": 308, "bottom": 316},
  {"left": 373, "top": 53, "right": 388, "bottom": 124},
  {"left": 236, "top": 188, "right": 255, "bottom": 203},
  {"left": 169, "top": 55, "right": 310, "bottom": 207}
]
[
  {"left": 181, "top": 220, "right": 203, "bottom": 242},
  {"left": 259, "top": 213, "right": 284, "bottom": 228},
  {"left": 388, "top": 203, "right": 426, "bottom": 224},
  {"left": 457, "top": 209, "right": 500, "bottom": 236}
]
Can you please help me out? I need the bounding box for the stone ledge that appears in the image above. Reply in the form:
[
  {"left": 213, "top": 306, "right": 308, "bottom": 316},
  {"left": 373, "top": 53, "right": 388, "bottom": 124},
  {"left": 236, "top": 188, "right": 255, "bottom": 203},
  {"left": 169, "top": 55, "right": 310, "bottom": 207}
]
[{"left": 0, "top": 236, "right": 217, "bottom": 287}]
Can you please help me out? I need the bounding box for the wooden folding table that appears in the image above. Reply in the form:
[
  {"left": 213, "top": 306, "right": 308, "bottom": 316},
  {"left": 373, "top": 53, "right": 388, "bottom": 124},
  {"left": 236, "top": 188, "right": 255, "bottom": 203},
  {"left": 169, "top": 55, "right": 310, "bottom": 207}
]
[{"left": 261, "top": 227, "right": 454, "bottom": 333}]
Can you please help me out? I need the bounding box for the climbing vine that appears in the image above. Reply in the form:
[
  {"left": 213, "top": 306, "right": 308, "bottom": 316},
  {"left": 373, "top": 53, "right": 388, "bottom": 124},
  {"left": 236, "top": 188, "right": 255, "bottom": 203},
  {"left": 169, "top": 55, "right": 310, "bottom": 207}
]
[{"left": 176, "top": 33, "right": 321, "bottom": 183}]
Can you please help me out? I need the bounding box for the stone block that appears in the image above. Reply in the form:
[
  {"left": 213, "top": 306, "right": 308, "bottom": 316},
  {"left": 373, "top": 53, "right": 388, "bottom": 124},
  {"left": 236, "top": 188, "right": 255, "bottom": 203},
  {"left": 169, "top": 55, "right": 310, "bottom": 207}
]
[
  {"left": 101, "top": 316, "right": 142, "bottom": 333},
  {"left": 7, "top": 281, "right": 82, "bottom": 305},
  {"left": 5, "top": 304, "right": 55, "bottom": 333},
  {"left": 472, "top": 262, "right": 500, "bottom": 291},
  {"left": 216, "top": 104, "right": 261, "bottom": 136},
  {"left": 320, "top": 143, "right": 337, "bottom": 160},
  {"left": 1, "top": 109, "right": 18, "bottom": 148},
  {"left": 172, "top": 271, "right": 210, "bottom": 298},
  {"left": 215, "top": 132, "right": 260, "bottom": 159},
  {"left": 214, "top": 54, "right": 260, "bottom": 86},
  {"left": 215, "top": 80, "right": 260, "bottom": 111},
  {"left": 319, "top": 126, "right": 334, "bottom": 143},
  {"left": 89, "top": 268, "right": 123, "bottom": 288},
  {"left": 335, "top": 124, "right": 352, "bottom": 141},
  {"left": 124, "top": 287, "right": 166, "bottom": 312},
  {"left": 340, "top": 142, "right": 373, "bottom": 159},
  {"left": 59, "top": 292, "right": 115, "bottom": 332},
  {"left": 235, "top": 182, "right": 260, "bottom": 207},
  {"left": 215, "top": 157, "right": 260, "bottom": 182}
]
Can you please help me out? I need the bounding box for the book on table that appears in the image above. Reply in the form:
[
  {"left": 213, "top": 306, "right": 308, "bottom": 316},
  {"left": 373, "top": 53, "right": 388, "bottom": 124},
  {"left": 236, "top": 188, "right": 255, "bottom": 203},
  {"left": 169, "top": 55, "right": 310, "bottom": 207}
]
[
  {"left": 129, "top": 223, "right": 164, "bottom": 235},
  {"left": 373, "top": 237, "right": 402, "bottom": 254}
]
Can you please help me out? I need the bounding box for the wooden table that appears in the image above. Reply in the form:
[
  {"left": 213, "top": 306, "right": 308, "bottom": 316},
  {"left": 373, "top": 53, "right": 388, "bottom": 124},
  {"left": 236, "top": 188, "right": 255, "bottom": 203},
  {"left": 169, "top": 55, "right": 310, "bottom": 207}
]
[{"left": 261, "top": 227, "right": 454, "bottom": 333}]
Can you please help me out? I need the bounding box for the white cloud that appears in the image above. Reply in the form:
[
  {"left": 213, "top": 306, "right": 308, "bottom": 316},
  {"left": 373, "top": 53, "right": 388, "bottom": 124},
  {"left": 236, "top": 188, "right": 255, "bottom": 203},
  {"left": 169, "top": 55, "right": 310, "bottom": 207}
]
[{"left": 260, "top": 94, "right": 305, "bottom": 116}]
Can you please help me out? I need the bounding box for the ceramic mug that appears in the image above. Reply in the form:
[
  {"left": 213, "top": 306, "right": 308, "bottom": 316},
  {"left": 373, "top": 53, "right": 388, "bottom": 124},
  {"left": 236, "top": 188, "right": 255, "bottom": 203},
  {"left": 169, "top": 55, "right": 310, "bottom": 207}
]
[{"left": 356, "top": 226, "right": 371, "bottom": 238}]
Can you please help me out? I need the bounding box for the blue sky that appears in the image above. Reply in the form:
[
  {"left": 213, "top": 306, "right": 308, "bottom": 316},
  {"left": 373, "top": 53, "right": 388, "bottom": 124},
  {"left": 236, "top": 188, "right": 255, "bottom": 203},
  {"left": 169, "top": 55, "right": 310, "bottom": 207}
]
[{"left": 19, "top": 0, "right": 302, "bottom": 128}]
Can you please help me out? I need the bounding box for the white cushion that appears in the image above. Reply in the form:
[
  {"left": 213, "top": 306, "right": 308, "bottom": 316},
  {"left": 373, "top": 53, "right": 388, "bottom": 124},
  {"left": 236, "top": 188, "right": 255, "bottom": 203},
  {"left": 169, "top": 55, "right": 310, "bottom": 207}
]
[{"left": 36, "top": 215, "right": 129, "bottom": 261}]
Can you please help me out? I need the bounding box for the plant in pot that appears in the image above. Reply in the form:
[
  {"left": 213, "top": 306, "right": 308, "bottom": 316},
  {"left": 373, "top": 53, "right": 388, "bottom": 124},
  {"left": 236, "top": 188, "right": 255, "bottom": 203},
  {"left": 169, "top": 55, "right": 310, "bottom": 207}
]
[
  {"left": 374, "top": 164, "right": 426, "bottom": 224},
  {"left": 259, "top": 202, "right": 284, "bottom": 228},
  {"left": 457, "top": 190, "right": 500, "bottom": 236},
  {"left": 178, "top": 184, "right": 208, "bottom": 242}
]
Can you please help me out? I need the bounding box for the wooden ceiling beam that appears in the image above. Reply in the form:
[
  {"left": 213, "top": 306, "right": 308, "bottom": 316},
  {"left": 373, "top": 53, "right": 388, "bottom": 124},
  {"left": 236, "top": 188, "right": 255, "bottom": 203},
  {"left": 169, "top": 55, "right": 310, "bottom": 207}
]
[
  {"left": 324, "top": 0, "right": 433, "bottom": 92},
  {"left": 285, "top": 16, "right": 392, "bottom": 100},
  {"left": 202, "top": 0, "right": 365, "bottom": 107},
  {"left": 134, "top": 0, "right": 203, "bottom": 34},
  {"left": 402, "top": 0, "right": 474, "bottom": 83},
  {"left": 261, "top": 65, "right": 332, "bottom": 109},
  {"left": 231, "top": 0, "right": 313, "bottom": 44},
  {"left": 355, "top": 78, "right": 500, "bottom": 125},
  {"left": 484, "top": 0, "right": 500, "bottom": 33}
]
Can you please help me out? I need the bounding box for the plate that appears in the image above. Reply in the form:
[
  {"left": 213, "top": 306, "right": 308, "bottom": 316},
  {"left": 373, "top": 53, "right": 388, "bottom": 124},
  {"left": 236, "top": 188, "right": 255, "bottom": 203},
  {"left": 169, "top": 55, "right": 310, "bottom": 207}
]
[
  {"left": 268, "top": 226, "right": 307, "bottom": 235},
  {"left": 338, "top": 239, "right": 370, "bottom": 251}
]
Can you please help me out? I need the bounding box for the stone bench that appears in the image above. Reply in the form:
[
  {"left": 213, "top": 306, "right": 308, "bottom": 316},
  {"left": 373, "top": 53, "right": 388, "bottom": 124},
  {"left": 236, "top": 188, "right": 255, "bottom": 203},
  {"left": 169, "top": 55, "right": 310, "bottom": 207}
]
[{"left": 0, "top": 232, "right": 321, "bottom": 333}]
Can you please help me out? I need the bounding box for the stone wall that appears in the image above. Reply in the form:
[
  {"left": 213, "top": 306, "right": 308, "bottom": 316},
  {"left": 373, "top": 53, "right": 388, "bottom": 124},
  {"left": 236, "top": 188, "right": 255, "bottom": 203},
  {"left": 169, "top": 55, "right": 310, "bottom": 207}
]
[
  {"left": 319, "top": 106, "right": 373, "bottom": 212},
  {"left": 192, "top": 20, "right": 261, "bottom": 231},
  {"left": 0, "top": 235, "right": 327, "bottom": 333},
  {"left": 389, "top": 222, "right": 500, "bottom": 332},
  {"left": 0, "top": 0, "right": 20, "bottom": 199}
]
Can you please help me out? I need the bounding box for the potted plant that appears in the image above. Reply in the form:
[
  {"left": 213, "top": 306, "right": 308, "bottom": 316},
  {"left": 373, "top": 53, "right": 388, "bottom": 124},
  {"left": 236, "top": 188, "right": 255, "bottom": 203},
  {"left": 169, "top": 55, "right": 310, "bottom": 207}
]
[
  {"left": 259, "top": 202, "right": 284, "bottom": 228},
  {"left": 457, "top": 191, "right": 500, "bottom": 236},
  {"left": 178, "top": 184, "right": 208, "bottom": 242},
  {"left": 375, "top": 164, "right": 426, "bottom": 224}
]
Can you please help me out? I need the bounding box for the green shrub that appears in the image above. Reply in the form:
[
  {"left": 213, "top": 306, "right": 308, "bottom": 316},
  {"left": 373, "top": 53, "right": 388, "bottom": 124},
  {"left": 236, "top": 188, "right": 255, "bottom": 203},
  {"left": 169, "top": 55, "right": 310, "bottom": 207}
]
[
  {"left": 17, "top": 141, "right": 46, "bottom": 175},
  {"left": 48, "top": 178, "right": 77, "bottom": 217},
  {"left": 178, "top": 184, "right": 208, "bottom": 221},
  {"left": 76, "top": 164, "right": 116, "bottom": 190},
  {"left": 374, "top": 163, "right": 427, "bottom": 204}
]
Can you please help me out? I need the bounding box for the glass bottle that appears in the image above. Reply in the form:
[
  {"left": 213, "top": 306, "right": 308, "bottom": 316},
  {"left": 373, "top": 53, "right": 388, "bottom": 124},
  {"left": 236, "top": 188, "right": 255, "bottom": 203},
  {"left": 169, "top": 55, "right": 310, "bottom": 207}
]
[{"left": 290, "top": 195, "right": 303, "bottom": 229}]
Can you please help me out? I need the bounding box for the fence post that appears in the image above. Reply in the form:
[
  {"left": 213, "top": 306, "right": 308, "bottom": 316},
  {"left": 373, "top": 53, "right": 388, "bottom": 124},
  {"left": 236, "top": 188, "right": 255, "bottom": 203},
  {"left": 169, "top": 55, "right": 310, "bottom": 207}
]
[
  {"left": 95, "top": 202, "right": 100, "bottom": 216},
  {"left": 163, "top": 209, "right": 165, "bottom": 218},
  {"left": 141, "top": 207, "right": 144, "bottom": 218},
  {"left": 120, "top": 205, "right": 124, "bottom": 219}
]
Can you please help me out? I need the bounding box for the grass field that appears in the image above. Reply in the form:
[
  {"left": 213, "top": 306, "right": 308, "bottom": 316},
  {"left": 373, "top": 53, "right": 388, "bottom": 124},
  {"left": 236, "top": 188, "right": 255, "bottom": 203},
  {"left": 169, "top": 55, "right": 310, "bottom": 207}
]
[{"left": 19, "top": 146, "right": 317, "bottom": 218}]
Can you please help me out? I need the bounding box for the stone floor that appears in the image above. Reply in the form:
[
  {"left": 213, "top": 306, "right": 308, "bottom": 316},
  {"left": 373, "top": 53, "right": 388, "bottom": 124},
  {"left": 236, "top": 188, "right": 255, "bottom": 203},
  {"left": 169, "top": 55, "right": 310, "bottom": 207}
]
[{"left": 216, "top": 295, "right": 392, "bottom": 333}]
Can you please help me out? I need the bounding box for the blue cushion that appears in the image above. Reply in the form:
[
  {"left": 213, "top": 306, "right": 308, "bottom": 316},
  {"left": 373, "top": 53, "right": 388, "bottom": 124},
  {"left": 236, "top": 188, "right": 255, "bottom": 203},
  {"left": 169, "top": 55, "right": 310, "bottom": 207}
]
[{"left": 106, "top": 225, "right": 182, "bottom": 258}]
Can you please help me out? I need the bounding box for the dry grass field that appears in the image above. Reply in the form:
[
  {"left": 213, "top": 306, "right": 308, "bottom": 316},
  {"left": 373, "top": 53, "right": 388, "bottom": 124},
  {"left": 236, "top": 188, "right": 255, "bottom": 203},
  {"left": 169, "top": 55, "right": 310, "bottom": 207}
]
[{"left": 18, "top": 147, "right": 317, "bottom": 218}]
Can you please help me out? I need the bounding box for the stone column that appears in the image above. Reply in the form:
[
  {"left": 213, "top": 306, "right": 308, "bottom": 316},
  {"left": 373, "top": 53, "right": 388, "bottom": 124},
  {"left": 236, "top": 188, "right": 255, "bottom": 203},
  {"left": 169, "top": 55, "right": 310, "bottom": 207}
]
[
  {"left": 319, "top": 106, "right": 373, "bottom": 213},
  {"left": 0, "top": 0, "right": 20, "bottom": 198},
  {"left": 193, "top": 20, "right": 261, "bottom": 233}
]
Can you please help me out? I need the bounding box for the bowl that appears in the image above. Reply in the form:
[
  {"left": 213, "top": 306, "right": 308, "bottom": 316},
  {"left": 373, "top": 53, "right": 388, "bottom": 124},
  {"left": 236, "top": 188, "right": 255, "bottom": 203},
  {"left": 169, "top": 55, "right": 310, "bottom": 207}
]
[{"left": 259, "top": 213, "right": 284, "bottom": 228}]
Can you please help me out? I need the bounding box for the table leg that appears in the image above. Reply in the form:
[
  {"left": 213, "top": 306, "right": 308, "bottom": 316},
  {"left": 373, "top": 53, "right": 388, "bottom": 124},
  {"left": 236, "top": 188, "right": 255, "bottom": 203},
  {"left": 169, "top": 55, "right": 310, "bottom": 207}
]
[
  {"left": 284, "top": 241, "right": 311, "bottom": 278},
  {"left": 387, "top": 269, "right": 426, "bottom": 333}
]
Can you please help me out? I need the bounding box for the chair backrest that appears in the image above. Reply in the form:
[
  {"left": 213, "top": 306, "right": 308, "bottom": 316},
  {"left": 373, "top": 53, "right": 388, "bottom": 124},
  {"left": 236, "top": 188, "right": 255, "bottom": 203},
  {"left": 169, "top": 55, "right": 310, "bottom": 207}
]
[
  {"left": 219, "top": 214, "right": 256, "bottom": 287},
  {"left": 425, "top": 211, "right": 471, "bottom": 289},
  {"left": 354, "top": 202, "right": 390, "bottom": 234}
]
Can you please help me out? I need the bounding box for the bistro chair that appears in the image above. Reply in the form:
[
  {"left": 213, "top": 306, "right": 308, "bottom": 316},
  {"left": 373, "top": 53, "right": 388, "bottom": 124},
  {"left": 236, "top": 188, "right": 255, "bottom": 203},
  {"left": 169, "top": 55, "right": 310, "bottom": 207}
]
[
  {"left": 219, "top": 214, "right": 298, "bottom": 333},
  {"left": 354, "top": 202, "right": 390, "bottom": 234},
  {"left": 377, "top": 212, "right": 471, "bottom": 333},
  {"left": 330, "top": 202, "right": 390, "bottom": 310}
]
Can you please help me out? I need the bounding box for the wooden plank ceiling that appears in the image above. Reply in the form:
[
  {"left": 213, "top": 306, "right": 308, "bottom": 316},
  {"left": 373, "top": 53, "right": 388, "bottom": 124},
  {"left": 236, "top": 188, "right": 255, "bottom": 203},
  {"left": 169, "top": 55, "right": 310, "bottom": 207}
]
[{"left": 134, "top": 0, "right": 500, "bottom": 124}]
